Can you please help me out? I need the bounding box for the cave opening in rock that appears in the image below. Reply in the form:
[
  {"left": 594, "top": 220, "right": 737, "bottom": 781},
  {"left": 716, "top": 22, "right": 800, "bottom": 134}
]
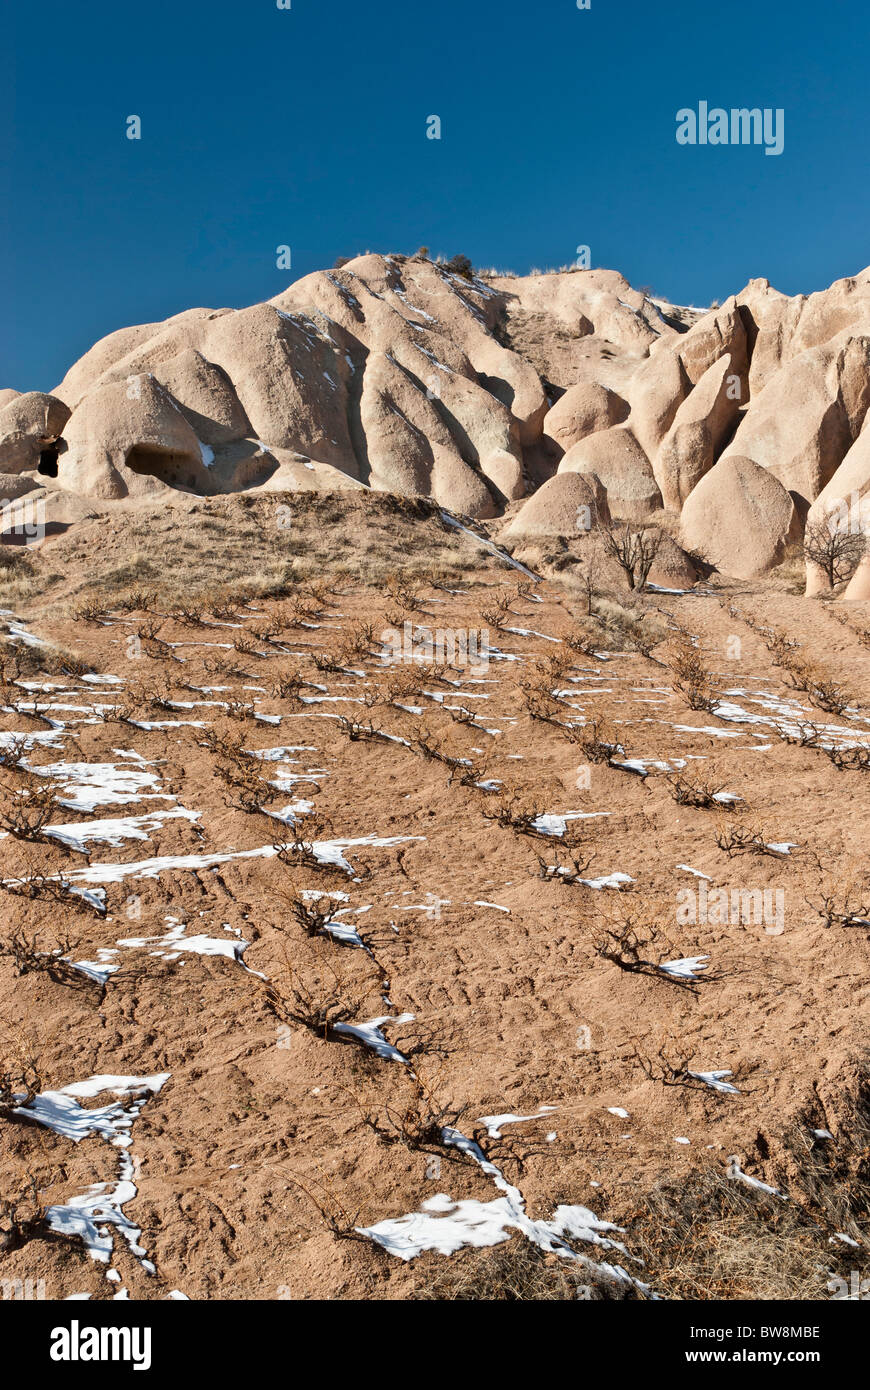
[
  {"left": 38, "top": 443, "right": 60, "bottom": 476},
  {"left": 124, "top": 446, "right": 200, "bottom": 491}
]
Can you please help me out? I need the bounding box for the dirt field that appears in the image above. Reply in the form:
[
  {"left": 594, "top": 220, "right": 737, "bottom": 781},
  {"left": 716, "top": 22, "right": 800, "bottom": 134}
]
[{"left": 0, "top": 494, "right": 868, "bottom": 1301}]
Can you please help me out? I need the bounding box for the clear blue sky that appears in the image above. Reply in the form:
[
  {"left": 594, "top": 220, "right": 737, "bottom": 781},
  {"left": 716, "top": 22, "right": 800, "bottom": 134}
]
[{"left": 2, "top": 0, "right": 868, "bottom": 391}]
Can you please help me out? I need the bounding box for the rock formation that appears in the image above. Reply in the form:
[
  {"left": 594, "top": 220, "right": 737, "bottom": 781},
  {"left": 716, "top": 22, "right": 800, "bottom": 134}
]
[{"left": 3, "top": 253, "right": 870, "bottom": 596}]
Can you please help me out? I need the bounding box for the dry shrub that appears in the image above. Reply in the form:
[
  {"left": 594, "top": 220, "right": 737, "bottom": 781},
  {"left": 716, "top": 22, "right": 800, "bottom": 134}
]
[
  {"left": 270, "top": 665, "right": 307, "bottom": 703},
  {"left": 517, "top": 665, "right": 561, "bottom": 723},
  {"left": 266, "top": 940, "right": 375, "bottom": 1041},
  {"left": 665, "top": 634, "right": 718, "bottom": 712},
  {"left": 404, "top": 722, "right": 459, "bottom": 769},
  {"left": 112, "top": 586, "right": 156, "bottom": 614},
  {"left": 0, "top": 856, "right": 107, "bottom": 916},
  {"left": 783, "top": 655, "right": 854, "bottom": 715},
  {"left": 250, "top": 616, "right": 282, "bottom": 646},
  {"left": 200, "top": 724, "right": 247, "bottom": 763},
  {"left": 715, "top": 820, "right": 795, "bottom": 859},
  {"left": 335, "top": 714, "right": 394, "bottom": 744},
  {"left": 277, "top": 887, "right": 363, "bottom": 948},
  {"left": 286, "top": 1173, "right": 370, "bottom": 1245},
  {"left": 834, "top": 614, "right": 870, "bottom": 651},
  {"left": 284, "top": 593, "right": 324, "bottom": 628},
  {"left": 805, "top": 860, "right": 870, "bottom": 929},
  {"left": 481, "top": 790, "right": 544, "bottom": 834},
  {"left": 563, "top": 621, "right": 599, "bottom": 657},
  {"left": 776, "top": 720, "right": 823, "bottom": 748},
  {"left": 273, "top": 812, "right": 337, "bottom": 874},
  {"left": 313, "top": 649, "right": 346, "bottom": 674},
  {"left": 594, "top": 894, "right": 723, "bottom": 993},
  {"left": 445, "top": 748, "right": 492, "bottom": 790},
  {"left": 0, "top": 735, "right": 29, "bottom": 770},
  {"left": 0, "top": 771, "right": 57, "bottom": 844},
  {"left": 385, "top": 573, "right": 425, "bottom": 613},
  {"left": 631, "top": 1038, "right": 749, "bottom": 1092},
  {"left": 223, "top": 698, "right": 259, "bottom": 722},
  {"left": 662, "top": 766, "right": 731, "bottom": 808},
  {"left": 379, "top": 667, "right": 423, "bottom": 704},
  {"left": 353, "top": 1069, "right": 462, "bottom": 1155},
  {"left": 480, "top": 591, "right": 512, "bottom": 629},
  {"left": 70, "top": 597, "right": 110, "bottom": 624},
  {"left": 534, "top": 843, "right": 594, "bottom": 883},
  {"left": 168, "top": 601, "right": 207, "bottom": 627},
  {"left": 0, "top": 1031, "right": 42, "bottom": 1119},
  {"left": 561, "top": 712, "right": 622, "bottom": 763},
  {"left": 233, "top": 632, "right": 261, "bottom": 658},
  {"left": 0, "top": 924, "right": 85, "bottom": 987},
  {"left": 340, "top": 619, "right": 375, "bottom": 659},
  {"left": 218, "top": 760, "right": 283, "bottom": 815},
  {"left": 826, "top": 744, "right": 870, "bottom": 773},
  {"left": 129, "top": 673, "right": 176, "bottom": 712}
]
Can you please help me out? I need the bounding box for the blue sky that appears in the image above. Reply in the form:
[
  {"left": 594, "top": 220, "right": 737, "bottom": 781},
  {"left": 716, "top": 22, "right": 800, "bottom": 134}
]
[{"left": 2, "top": 0, "right": 868, "bottom": 390}]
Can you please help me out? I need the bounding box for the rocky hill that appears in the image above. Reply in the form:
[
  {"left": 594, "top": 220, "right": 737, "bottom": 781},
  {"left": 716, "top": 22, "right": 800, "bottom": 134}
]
[{"left": 3, "top": 254, "right": 870, "bottom": 599}]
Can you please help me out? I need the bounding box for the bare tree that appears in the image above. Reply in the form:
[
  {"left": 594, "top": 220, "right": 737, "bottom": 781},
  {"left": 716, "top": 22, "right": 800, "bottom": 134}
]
[
  {"left": 803, "top": 518, "right": 865, "bottom": 588},
  {"left": 598, "top": 521, "right": 662, "bottom": 591}
]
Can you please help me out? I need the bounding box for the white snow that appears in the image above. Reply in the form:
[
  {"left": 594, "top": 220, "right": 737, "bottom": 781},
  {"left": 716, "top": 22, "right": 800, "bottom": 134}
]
[
  {"left": 658, "top": 955, "right": 710, "bottom": 981},
  {"left": 690, "top": 1070, "right": 740, "bottom": 1095},
  {"left": 44, "top": 807, "right": 200, "bottom": 853},
  {"left": 531, "top": 810, "right": 610, "bottom": 836},
  {"left": 476, "top": 1106, "right": 558, "bottom": 1138},
  {"left": 53, "top": 833, "right": 426, "bottom": 887},
  {"left": 333, "top": 1013, "right": 415, "bottom": 1063},
  {"left": 26, "top": 758, "right": 171, "bottom": 813},
  {"left": 14, "top": 1074, "right": 169, "bottom": 1144},
  {"left": 726, "top": 1155, "right": 786, "bottom": 1198}
]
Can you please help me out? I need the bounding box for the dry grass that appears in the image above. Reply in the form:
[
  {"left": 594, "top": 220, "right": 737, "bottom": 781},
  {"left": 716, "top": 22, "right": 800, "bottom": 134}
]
[
  {"left": 16, "top": 492, "right": 503, "bottom": 622},
  {"left": 589, "top": 596, "right": 667, "bottom": 657},
  {"left": 630, "top": 1062, "right": 870, "bottom": 1298},
  {"left": 0, "top": 549, "right": 43, "bottom": 607},
  {"left": 411, "top": 1237, "right": 638, "bottom": 1300},
  {"left": 0, "top": 636, "right": 93, "bottom": 681},
  {"left": 629, "top": 1170, "right": 833, "bottom": 1299}
]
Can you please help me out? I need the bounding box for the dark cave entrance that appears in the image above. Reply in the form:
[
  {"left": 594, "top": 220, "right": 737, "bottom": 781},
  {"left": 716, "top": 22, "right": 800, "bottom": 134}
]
[
  {"left": 38, "top": 443, "right": 60, "bottom": 476},
  {"left": 125, "top": 446, "right": 201, "bottom": 491}
]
